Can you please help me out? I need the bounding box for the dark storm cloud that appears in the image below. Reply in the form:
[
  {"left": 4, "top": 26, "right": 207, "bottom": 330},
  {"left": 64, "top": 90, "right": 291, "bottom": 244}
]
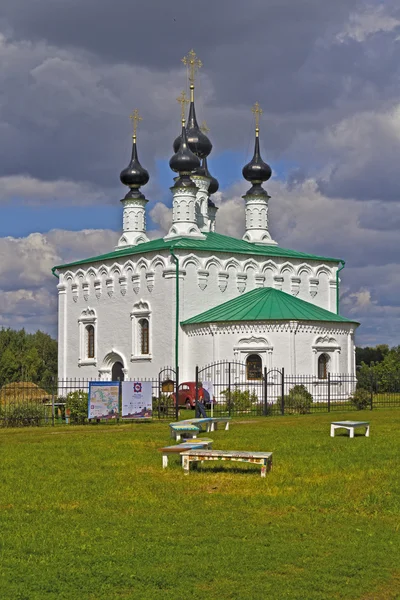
[{"left": 1, "top": 0, "right": 399, "bottom": 198}]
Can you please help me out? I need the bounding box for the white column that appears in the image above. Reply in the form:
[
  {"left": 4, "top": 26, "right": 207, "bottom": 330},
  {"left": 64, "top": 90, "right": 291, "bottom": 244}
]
[
  {"left": 57, "top": 280, "right": 68, "bottom": 380},
  {"left": 191, "top": 174, "right": 210, "bottom": 232},
  {"left": 164, "top": 182, "right": 205, "bottom": 240},
  {"left": 242, "top": 194, "right": 277, "bottom": 245},
  {"left": 117, "top": 197, "right": 149, "bottom": 247}
]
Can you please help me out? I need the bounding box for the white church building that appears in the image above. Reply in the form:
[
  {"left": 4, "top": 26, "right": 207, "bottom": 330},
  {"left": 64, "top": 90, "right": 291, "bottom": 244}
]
[{"left": 53, "top": 52, "right": 358, "bottom": 385}]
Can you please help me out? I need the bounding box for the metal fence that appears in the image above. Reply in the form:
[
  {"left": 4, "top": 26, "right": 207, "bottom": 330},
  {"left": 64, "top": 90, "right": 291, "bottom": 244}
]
[
  {"left": 195, "top": 362, "right": 400, "bottom": 417},
  {"left": 0, "top": 369, "right": 178, "bottom": 427},
  {"left": 0, "top": 364, "right": 399, "bottom": 427}
]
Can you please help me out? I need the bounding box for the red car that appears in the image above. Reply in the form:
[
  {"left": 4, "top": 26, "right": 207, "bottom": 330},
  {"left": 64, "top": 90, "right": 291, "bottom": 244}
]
[{"left": 172, "top": 382, "right": 210, "bottom": 409}]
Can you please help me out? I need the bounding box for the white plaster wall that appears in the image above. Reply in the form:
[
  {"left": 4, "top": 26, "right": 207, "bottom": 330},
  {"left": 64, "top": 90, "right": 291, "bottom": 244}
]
[
  {"left": 183, "top": 321, "right": 357, "bottom": 378},
  {"left": 57, "top": 247, "right": 342, "bottom": 382}
]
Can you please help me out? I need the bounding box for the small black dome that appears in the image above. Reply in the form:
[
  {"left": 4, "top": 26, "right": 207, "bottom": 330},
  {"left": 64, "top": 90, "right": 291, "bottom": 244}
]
[
  {"left": 170, "top": 124, "right": 200, "bottom": 174},
  {"left": 202, "top": 157, "right": 219, "bottom": 195},
  {"left": 242, "top": 135, "right": 272, "bottom": 183},
  {"left": 173, "top": 100, "right": 212, "bottom": 159},
  {"left": 120, "top": 139, "right": 149, "bottom": 188}
]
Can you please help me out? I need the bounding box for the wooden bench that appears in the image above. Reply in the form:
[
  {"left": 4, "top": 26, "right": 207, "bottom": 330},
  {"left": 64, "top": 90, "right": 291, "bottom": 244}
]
[
  {"left": 330, "top": 421, "right": 370, "bottom": 438},
  {"left": 181, "top": 417, "right": 231, "bottom": 433},
  {"left": 158, "top": 439, "right": 213, "bottom": 468},
  {"left": 181, "top": 449, "right": 273, "bottom": 477},
  {"left": 169, "top": 423, "right": 200, "bottom": 441}
]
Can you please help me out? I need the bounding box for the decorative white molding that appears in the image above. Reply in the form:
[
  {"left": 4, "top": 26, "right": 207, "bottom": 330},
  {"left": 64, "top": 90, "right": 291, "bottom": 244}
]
[
  {"left": 218, "top": 271, "right": 229, "bottom": 292},
  {"left": 197, "top": 269, "right": 209, "bottom": 291},
  {"left": 71, "top": 283, "right": 78, "bottom": 303},
  {"left": 146, "top": 271, "right": 155, "bottom": 292},
  {"left": 119, "top": 275, "right": 128, "bottom": 296},
  {"left": 309, "top": 277, "right": 319, "bottom": 297},
  {"left": 273, "top": 275, "right": 284, "bottom": 291},
  {"left": 236, "top": 272, "right": 247, "bottom": 293},
  {"left": 290, "top": 276, "right": 301, "bottom": 296},
  {"left": 254, "top": 274, "right": 265, "bottom": 288},
  {"left": 105, "top": 278, "right": 114, "bottom": 297},
  {"left": 132, "top": 274, "right": 140, "bottom": 294}
]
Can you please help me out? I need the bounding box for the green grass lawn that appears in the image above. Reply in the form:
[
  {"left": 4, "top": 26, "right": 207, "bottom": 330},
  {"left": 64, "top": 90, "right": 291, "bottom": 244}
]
[{"left": 0, "top": 411, "right": 399, "bottom": 600}]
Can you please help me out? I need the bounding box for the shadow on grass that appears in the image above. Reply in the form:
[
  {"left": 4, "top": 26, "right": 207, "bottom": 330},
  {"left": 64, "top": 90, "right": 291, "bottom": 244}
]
[{"left": 192, "top": 464, "right": 267, "bottom": 476}]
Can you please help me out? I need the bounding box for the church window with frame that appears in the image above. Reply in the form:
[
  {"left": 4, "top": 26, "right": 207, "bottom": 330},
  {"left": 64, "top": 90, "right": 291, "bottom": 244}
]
[
  {"left": 131, "top": 300, "right": 152, "bottom": 361},
  {"left": 78, "top": 308, "right": 97, "bottom": 366},
  {"left": 318, "top": 353, "right": 329, "bottom": 379},
  {"left": 139, "top": 318, "right": 149, "bottom": 355},
  {"left": 246, "top": 354, "right": 262, "bottom": 380},
  {"left": 87, "top": 325, "right": 95, "bottom": 358}
]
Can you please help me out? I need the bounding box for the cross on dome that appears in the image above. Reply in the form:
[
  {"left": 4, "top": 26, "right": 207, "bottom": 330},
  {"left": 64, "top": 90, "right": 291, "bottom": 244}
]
[
  {"left": 182, "top": 49, "right": 203, "bottom": 85},
  {"left": 129, "top": 108, "right": 142, "bottom": 141}
]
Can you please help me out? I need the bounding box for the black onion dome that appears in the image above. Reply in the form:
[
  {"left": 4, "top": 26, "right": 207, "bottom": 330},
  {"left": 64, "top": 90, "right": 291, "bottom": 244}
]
[
  {"left": 120, "top": 138, "right": 149, "bottom": 188},
  {"left": 170, "top": 124, "right": 200, "bottom": 174},
  {"left": 242, "top": 135, "right": 272, "bottom": 183},
  {"left": 173, "top": 100, "right": 212, "bottom": 159},
  {"left": 202, "top": 157, "right": 219, "bottom": 195}
]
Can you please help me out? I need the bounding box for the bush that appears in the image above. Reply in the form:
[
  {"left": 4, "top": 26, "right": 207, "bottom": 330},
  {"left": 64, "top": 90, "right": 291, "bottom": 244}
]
[
  {"left": 349, "top": 388, "right": 370, "bottom": 410},
  {"left": 220, "top": 388, "right": 258, "bottom": 412},
  {"left": 66, "top": 390, "right": 88, "bottom": 424},
  {"left": 0, "top": 403, "right": 45, "bottom": 427},
  {"left": 281, "top": 384, "right": 313, "bottom": 414},
  {"left": 152, "top": 394, "right": 174, "bottom": 415}
]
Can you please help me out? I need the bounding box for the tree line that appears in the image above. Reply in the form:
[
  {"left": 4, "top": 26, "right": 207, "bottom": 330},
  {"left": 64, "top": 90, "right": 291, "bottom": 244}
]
[
  {"left": 356, "top": 344, "right": 400, "bottom": 391},
  {"left": 0, "top": 328, "right": 57, "bottom": 390}
]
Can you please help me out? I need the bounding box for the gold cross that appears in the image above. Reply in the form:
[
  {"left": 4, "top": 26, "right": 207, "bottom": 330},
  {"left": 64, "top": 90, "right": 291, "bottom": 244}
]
[
  {"left": 182, "top": 49, "right": 203, "bottom": 85},
  {"left": 176, "top": 90, "right": 189, "bottom": 122},
  {"left": 251, "top": 102, "right": 263, "bottom": 131},
  {"left": 200, "top": 120, "right": 210, "bottom": 134},
  {"left": 129, "top": 108, "right": 142, "bottom": 140}
]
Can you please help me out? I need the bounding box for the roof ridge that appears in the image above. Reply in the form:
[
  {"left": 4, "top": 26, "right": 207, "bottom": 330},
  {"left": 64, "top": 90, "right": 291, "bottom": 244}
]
[
  {"left": 181, "top": 286, "right": 359, "bottom": 325},
  {"left": 54, "top": 232, "right": 341, "bottom": 271}
]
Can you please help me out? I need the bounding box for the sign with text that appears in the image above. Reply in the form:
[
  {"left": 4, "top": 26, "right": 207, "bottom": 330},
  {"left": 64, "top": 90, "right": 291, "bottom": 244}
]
[
  {"left": 88, "top": 382, "right": 119, "bottom": 419},
  {"left": 121, "top": 381, "right": 152, "bottom": 418}
]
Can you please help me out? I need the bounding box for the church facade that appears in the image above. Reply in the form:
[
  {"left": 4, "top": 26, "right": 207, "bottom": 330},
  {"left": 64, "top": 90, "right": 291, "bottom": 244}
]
[{"left": 53, "top": 52, "right": 358, "bottom": 384}]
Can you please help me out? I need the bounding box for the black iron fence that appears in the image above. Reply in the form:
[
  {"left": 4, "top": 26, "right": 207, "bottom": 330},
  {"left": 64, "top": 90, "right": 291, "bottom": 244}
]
[
  {"left": 0, "top": 370, "right": 177, "bottom": 427},
  {"left": 0, "top": 363, "right": 399, "bottom": 427},
  {"left": 195, "top": 362, "right": 400, "bottom": 417}
]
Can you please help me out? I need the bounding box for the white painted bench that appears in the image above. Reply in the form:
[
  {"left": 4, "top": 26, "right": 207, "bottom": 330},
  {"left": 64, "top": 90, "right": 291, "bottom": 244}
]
[
  {"left": 169, "top": 423, "right": 200, "bottom": 441},
  {"left": 181, "top": 417, "right": 231, "bottom": 433},
  {"left": 181, "top": 449, "right": 273, "bottom": 477},
  {"left": 158, "top": 439, "right": 213, "bottom": 468},
  {"left": 330, "top": 421, "right": 370, "bottom": 438}
]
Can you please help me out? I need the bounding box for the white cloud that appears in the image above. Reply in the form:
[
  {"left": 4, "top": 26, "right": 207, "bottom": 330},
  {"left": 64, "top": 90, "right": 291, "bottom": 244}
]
[
  {"left": 0, "top": 175, "right": 111, "bottom": 205},
  {"left": 337, "top": 5, "right": 400, "bottom": 42}
]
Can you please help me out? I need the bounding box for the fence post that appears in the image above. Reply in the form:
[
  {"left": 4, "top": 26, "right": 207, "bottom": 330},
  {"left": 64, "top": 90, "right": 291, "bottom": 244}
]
[
  {"left": 327, "top": 372, "right": 331, "bottom": 412},
  {"left": 228, "top": 362, "right": 231, "bottom": 417},
  {"left": 195, "top": 365, "right": 199, "bottom": 417},
  {"left": 51, "top": 378, "right": 55, "bottom": 427},
  {"left": 370, "top": 372, "right": 374, "bottom": 410},
  {"left": 263, "top": 367, "right": 268, "bottom": 416},
  {"left": 281, "top": 368, "right": 285, "bottom": 416}
]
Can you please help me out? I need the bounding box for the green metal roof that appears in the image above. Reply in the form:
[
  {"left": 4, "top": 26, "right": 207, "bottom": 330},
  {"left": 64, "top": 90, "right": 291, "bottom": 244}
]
[
  {"left": 53, "top": 232, "right": 341, "bottom": 271},
  {"left": 181, "top": 287, "right": 359, "bottom": 325}
]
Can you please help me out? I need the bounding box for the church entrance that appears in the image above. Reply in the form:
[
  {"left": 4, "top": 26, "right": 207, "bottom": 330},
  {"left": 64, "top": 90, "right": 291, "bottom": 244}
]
[{"left": 112, "top": 361, "right": 125, "bottom": 381}]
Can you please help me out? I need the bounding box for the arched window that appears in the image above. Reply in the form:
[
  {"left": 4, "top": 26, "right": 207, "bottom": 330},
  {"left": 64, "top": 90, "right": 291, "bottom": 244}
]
[
  {"left": 86, "top": 325, "right": 95, "bottom": 359},
  {"left": 131, "top": 301, "right": 151, "bottom": 360},
  {"left": 318, "top": 353, "right": 329, "bottom": 379},
  {"left": 139, "top": 318, "right": 149, "bottom": 355},
  {"left": 246, "top": 354, "right": 262, "bottom": 380},
  {"left": 78, "top": 307, "right": 97, "bottom": 365}
]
